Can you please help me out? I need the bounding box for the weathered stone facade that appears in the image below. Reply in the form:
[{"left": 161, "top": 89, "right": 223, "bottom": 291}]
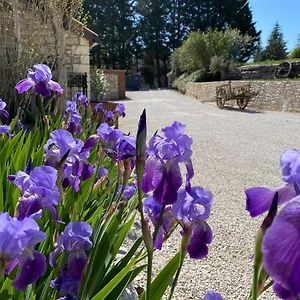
[
  {"left": 0, "top": 1, "right": 98, "bottom": 102},
  {"left": 186, "top": 80, "right": 300, "bottom": 112}
]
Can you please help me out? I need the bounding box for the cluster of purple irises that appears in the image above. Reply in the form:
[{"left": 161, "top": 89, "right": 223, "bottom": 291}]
[
  {"left": 0, "top": 63, "right": 217, "bottom": 299},
  {"left": 1, "top": 129, "right": 96, "bottom": 299},
  {"left": 94, "top": 101, "right": 126, "bottom": 123},
  {"left": 140, "top": 121, "right": 214, "bottom": 259}
]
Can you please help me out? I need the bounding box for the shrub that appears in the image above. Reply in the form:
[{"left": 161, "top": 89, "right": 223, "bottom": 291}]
[
  {"left": 90, "top": 69, "right": 109, "bottom": 102},
  {"left": 170, "top": 28, "right": 253, "bottom": 75},
  {"left": 172, "top": 70, "right": 217, "bottom": 93},
  {"left": 289, "top": 46, "right": 300, "bottom": 59}
]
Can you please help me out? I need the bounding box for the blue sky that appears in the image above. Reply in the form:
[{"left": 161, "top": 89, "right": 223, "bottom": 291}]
[{"left": 248, "top": 0, "right": 300, "bottom": 52}]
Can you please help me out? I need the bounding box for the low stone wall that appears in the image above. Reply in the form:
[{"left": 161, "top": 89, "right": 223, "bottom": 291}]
[{"left": 186, "top": 80, "right": 300, "bottom": 112}]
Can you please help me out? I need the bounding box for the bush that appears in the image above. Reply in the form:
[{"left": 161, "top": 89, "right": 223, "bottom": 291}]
[
  {"left": 289, "top": 46, "right": 300, "bottom": 59},
  {"left": 172, "top": 70, "right": 218, "bottom": 93},
  {"left": 170, "top": 28, "right": 253, "bottom": 75},
  {"left": 90, "top": 69, "right": 109, "bottom": 102}
]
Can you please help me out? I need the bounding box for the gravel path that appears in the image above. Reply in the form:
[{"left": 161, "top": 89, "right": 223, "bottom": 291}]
[{"left": 118, "top": 89, "right": 300, "bottom": 300}]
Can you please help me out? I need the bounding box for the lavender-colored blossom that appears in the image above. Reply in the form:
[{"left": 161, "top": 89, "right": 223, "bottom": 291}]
[
  {"left": 15, "top": 64, "right": 63, "bottom": 97},
  {"left": 73, "top": 92, "right": 88, "bottom": 106},
  {"left": 262, "top": 196, "right": 300, "bottom": 298},
  {"left": 96, "top": 123, "right": 123, "bottom": 145},
  {"left": 50, "top": 222, "right": 92, "bottom": 298},
  {"left": 122, "top": 184, "right": 136, "bottom": 200},
  {"left": 64, "top": 101, "right": 82, "bottom": 135},
  {"left": 114, "top": 135, "right": 136, "bottom": 161},
  {"left": 172, "top": 184, "right": 213, "bottom": 259},
  {"left": 246, "top": 149, "right": 300, "bottom": 217},
  {"left": 0, "top": 98, "right": 9, "bottom": 119},
  {"left": 0, "top": 124, "right": 11, "bottom": 136},
  {"left": 12, "top": 165, "right": 60, "bottom": 221},
  {"left": 105, "top": 110, "right": 114, "bottom": 122},
  {"left": 44, "top": 130, "right": 94, "bottom": 192},
  {"left": 94, "top": 102, "right": 103, "bottom": 113},
  {"left": 172, "top": 185, "right": 213, "bottom": 223},
  {"left": 114, "top": 103, "right": 126, "bottom": 117},
  {"left": 203, "top": 290, "right": 224, "bottom": 300},
  {"left": 0, "top": 213, "right": 46, "bottom": 290},
  {"left": 149, "top": 121, "right": 193, "bottom": 162},
  {"left": 142, "top": 121, "right": 193, "bottom": 205}
]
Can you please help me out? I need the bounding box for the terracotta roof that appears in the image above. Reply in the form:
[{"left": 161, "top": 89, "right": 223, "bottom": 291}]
[{"left": 69, "top": 18, "right": 100, "bottom": 45}]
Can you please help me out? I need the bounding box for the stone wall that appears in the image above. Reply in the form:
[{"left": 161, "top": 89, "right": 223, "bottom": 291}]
[
  {"left": 186, "top": 80, "right": 300, "bottom": 112},
  {"left": 104, "top": 70, "right": 126, "bottom": 100},
  {"left": 66, "top": 33, "right": 91, "bottom": 98}
]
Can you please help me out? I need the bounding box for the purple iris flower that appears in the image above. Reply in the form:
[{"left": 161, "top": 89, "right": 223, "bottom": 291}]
[
  {"left": 203, "top": 291, "right": 224, "bottom": 300},
  {"left": 246, "top": 149, "right": 300, "bottom": 217},
  {"left": 142, "top": 121, "right": 194, "bottom": 205},
  {"left": 143, "top": 196, "right": 173, "bottom": 249},
  {"left": 122, "top": 184, "right": 137, "bottom": 200},
  {"left": 64, "top": 101, "right": 82, "bottom": 135},
  {"left": 0, "top": 124, "right": 11, "bottom": 137},
  {"left": 0, "top": 213, "right": 46, "bottom": 290},
  {"left": 50, "top": 222, "right": 92, "bottom": 298},
  {"left": 73, "top": 92, "right": 89, "bottom": 106},
  {"left": 96, "top": 123, "right": 123, "bottom": 146},
  {"left": 0, "top": 98, "right": 9, "bottom": 119},
  {"left": 114, "top": 135, "right": 136, "bottom": 161},
  {"left": 15, "top": 64, "right": 63, "bottom": 97},
  {"left": 172, "top": 184, "right": 213, "bottom": 259},
  {"left": 94, "top": 102, "right": 103, "bottom": 113},
  {"left": 12, "top": 165, "right": 60, "bottom": 221},
  {"left": 44, "top": 130, "right": 94, "bottom": 192},
  {"left": 105, "top": 110, "right": 114, "bottom": 122},
  {"left": 114, "top": 103, "right": 126, "bottom": 117},
  {"left": 262, "top": 196, "right": 300, "bottom": 299}
]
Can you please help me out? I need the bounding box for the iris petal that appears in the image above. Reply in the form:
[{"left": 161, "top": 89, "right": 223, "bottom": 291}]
[
  {"left": 186, "top": 221, "right": 213, "bottom": 259},
  {"left": 245, "top": 184, "right": 296, "bottom": 217},
  {"left": 153, "top": 160, "right": 182, "bottom": 205},
  {"left": 13, "top": 250, "right": 46, "bottom": 290},
  {"left": 262, "top": 196, "right": 300, "bottom": 297}
]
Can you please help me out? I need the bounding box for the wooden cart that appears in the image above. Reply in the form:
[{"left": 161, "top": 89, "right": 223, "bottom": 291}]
[{"left": 216, "top": 82, "right": 258, "bottom": 109}]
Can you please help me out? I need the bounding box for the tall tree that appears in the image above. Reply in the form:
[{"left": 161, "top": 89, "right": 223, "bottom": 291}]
[
  {"left": 136, "top": 0, "right": 170, "bottom": 87},
  {"left": 187, "top": 0, "right": 260, "bottom": 61},
  {"left": 263, "top": 22, "right": 287, "bottom": 60},
  {"left": 84, "top": 0, "right": 135, "bottom": 69}
]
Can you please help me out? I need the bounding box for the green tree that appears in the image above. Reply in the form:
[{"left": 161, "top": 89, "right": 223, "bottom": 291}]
[
  {"left": 136, "top": 0, "right": 170, "bottom": 87},
  {"left": 186, "top": 0, "right": 260, "bottom": 61},
  {"left": 263, "top": 22, "right": 287, "bottom": 60},
  {"left": 84, "top": 0, "right": 135, "bottom": 69},
  {"left": 172, "top": 28, "right": 252, "bottom": 73}
]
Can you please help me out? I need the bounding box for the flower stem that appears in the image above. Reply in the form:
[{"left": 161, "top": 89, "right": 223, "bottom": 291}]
[{"left": 146, "top": 250, "right": 154, "bottom": 300}]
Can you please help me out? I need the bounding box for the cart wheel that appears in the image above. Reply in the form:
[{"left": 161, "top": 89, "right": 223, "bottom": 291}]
[
  {"left": 274, "top": 61, "right": 292, "bottom": 78},
  {"left": 217, "top": 97, "right": 225, "bottom": 109},
  {"left": 237, "top": 98, "right": 248, "bottom": 109}
]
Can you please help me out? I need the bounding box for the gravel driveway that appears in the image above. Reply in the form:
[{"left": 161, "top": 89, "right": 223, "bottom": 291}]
[{"left": 118, "top": 89, "right": 300, "bottom": 300}]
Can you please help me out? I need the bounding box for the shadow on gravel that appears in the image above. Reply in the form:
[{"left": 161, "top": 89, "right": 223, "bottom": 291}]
[{"left": 222, "top": 106, "right": 263, "bottom": 114}]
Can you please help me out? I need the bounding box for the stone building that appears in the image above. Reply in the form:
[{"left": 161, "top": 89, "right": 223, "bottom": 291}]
[{"left": 0, "top": 1, "right": 99, "bottom": 104}]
